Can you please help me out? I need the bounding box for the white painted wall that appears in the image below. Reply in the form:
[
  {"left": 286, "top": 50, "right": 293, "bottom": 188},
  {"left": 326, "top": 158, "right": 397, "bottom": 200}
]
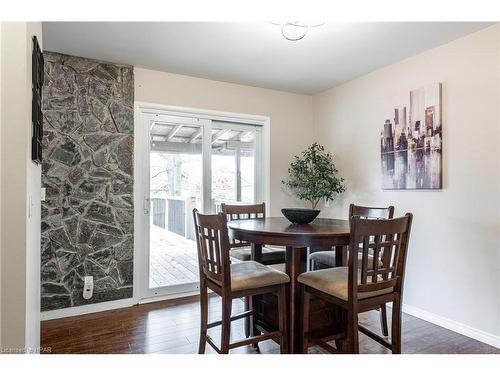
[
  {"left": 313, "top": 25, "right": 500, "bottom": 337},
  {"left": 134, "top": 68, "right": 315, "bottom": 216},
  {"left": 0, "top": 22, "right": 42, "bottom": 352}
]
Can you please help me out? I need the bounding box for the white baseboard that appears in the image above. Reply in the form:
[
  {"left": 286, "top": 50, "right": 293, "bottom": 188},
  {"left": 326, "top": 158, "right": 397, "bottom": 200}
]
[
  {"left": 41, "top": 298, "right": 136, "bottom": 321},
  {"left": 40, "top": 291, "right": 203, "bottom": 321},
  {"left": 402, "top": 303, "right": 500, "bottom": 349},
  {"left": 138, "top": 290, "right": 200, "bottom": 305}
]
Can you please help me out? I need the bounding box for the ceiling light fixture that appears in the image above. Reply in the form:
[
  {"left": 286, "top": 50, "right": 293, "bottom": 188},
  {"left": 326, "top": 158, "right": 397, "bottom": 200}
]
[{"left": 270, "top": 21, "right": 325, "bottom": 41}]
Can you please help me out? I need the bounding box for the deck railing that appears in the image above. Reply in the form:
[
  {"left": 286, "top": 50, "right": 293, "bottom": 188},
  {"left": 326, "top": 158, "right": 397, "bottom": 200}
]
[{"left": 151, "top": 194, "right": 252, "bottom": 241}]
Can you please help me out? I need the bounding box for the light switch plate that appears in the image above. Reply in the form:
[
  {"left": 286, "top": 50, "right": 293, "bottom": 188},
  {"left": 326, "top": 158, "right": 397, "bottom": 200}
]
[{"left": 41, "top": 187, "right": 46, "bottom": 201}]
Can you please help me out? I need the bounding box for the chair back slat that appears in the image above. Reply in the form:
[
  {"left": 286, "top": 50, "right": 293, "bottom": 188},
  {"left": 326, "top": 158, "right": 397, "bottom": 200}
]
[
  {"left": 372, "top": 234, "right": 381, "bottom": 283},
  {"left": 381, "top": 236, "right": 394, "bottom": 280},
  {"left": 213, "top": 228, "right": 223, "bottom": 274},
  {"left": 193, "top": 209, "right": 231, "bottom": 286},
  {"left": 221, "top": 203, "right": 266, "bottom": 248},
  {"left": 348, "top": 214, "right": 413, "bottom": 299},
  {"left": 361, "top": 236, "right": 369, "bottom": 284}
]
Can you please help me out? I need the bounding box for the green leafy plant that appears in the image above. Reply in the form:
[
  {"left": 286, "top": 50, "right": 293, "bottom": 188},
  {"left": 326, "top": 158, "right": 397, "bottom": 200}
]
[{"left": 282, "top": 143, "right": 346, "bottom": 209}]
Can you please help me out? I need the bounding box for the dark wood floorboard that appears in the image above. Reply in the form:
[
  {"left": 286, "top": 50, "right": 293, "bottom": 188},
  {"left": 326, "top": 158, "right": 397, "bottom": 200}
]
[{"left": 40, "top": 295, "right": 500, "bottom": 354}]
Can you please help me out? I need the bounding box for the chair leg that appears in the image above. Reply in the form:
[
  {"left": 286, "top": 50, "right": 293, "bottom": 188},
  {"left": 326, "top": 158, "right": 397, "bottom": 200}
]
[
  {"left": 248, "top": 296, "right": 260, "bottom": 349},
  {"left": 300, "top": 285, "right": 310, "bottom": 354},
  {"left": 346, "top": 308, "right": 359, "bottom": 354},
  {"left": 380, "top": 303, "right": 389, "bottom": 336},
  {"left": 278, "top": 284, "right": 288, "bottom": 354},
  {"left": 198, "top": 284, "right": 208, "bottom": 354},
  {"left": 251, "top": 295, "right": 263, "bottom": 349},
  {"left": 220, "top": 296, "right": 232, "bottom": 354},
  {"left": 391, "top": 298, "right": 402, "bottom": 354},
  {"left": 244, "top": 297, "right": 250, "bottom": 338}
]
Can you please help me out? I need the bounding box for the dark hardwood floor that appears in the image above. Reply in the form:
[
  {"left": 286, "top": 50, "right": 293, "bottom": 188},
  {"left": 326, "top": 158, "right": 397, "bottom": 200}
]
[{"left": 40, "top": 295, "right": 500, "bottom": 354}]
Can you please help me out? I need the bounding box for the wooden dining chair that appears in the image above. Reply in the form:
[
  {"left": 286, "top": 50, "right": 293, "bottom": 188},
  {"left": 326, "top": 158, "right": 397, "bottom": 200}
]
[
  {"left": 310, "top": 204, "right": 395, "bottom": 270},
  {"left": 309, "top": 203, "right": 395, "bottom": 336},
  {"left": 220, "top": 202, "right": 286, "bottom": 340},
  {"left": 193, "top": 209, "right": 289, "bottom": 354},
  {"left": 220, "top": 202, "right": 286, "bottom": 265},
  {"left": 299, "top": 213, "right": 413, "bottom": 354}
]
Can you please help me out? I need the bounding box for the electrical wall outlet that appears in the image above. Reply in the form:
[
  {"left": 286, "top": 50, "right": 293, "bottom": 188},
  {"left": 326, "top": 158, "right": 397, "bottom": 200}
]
[
  {"left": 83, "top": 276, "right": 94, "bottom": 300},
  {"left": 41, "top": 187, "right": 46, "bottom": 201},
  {"left": 324, "top": 198, "right": 330, "bottom": 208}
]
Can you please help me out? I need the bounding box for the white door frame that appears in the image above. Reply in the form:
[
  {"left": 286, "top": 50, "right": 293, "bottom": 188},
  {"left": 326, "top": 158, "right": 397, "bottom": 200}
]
[{"left": 133, "top": 102, "right": 271, "bottom": 303}]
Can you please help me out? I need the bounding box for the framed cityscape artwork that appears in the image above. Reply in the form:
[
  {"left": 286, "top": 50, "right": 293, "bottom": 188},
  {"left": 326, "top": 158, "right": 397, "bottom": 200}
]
[{"left": 380, "top": 82, "right": 442, "bottom": 190}]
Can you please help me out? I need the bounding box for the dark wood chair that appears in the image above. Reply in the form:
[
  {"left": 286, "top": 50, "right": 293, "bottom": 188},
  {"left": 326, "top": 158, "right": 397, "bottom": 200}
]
[
  {"left": 299, "top": 213, "right": 413, "bottom": 354},
  {"left": 309, "top": 203, "right": 395, "bottom": 336},
  {"left": 220, "top": 202, "right": 286, "bottom": 265},
  {"left": 220, "top": 202, "right": 286, "bottom": 339},
  {"left": 193, "top": 209, "right": 289, "bottom": 354},
  {"left": 310, "top": 204, "right": 395, "bottom": 270}
]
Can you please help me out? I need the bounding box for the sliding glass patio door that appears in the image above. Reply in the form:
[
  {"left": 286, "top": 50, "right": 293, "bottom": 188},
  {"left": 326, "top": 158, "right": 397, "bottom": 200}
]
[{"left": 140, "top": 112, "right": 263, "bottom": 299}]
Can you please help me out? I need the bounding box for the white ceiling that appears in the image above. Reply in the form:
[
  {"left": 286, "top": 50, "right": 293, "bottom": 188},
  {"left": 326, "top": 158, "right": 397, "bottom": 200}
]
[{"left": 42, "top": 22, "right": 492, "bottom": 95}]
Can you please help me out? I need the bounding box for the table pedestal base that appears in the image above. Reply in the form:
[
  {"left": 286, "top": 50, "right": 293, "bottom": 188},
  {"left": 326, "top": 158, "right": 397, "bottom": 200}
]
[{"left": 252, "top": 293, "right": 347, "bottom": 353}]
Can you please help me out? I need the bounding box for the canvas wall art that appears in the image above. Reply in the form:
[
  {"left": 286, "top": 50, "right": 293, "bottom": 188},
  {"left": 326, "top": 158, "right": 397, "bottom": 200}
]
[{"left": 380, "top": 83, "right": 442, "bottom": 189}]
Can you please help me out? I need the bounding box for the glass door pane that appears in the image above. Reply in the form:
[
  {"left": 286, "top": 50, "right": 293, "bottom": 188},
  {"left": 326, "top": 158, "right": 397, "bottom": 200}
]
[
  {"left": 140, "top": 112, "right": 263, "bottom": 301},
  {"left": 211, "top": 122, "right": 257, "bottom": 212},
  {"left": 148, "top": 120, "right": 203, "bottom": 292}
]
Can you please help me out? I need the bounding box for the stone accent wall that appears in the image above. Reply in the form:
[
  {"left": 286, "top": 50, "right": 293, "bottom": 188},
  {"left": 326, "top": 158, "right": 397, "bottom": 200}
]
[{"left": 41, "top": 52, "right": 134, "bottom": 311}]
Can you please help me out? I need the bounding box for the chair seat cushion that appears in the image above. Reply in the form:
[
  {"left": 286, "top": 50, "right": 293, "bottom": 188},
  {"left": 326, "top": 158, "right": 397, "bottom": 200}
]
[
  {"left": 297, "top": 267, "right": 393, "bottom": 301},
  {"left": 269, "top": 263, "right": 286, "bottom": 273},
  {"left": 211, "top": 261, "right": 290, "bottom": 291},
  {"left": 230, "top": 245, "right": 285, "bottom": 263},
  {"left": 310, "top": 250, "right": 382, "bottom": 269},
  {"left": 309, "top": 250, "right": 337, "bottom": 267}
]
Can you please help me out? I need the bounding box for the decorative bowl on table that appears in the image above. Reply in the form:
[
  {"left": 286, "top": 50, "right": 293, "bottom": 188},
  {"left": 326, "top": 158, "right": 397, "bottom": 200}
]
[{"left": 281, "top": 208, "right": 320, "bottom": 224}]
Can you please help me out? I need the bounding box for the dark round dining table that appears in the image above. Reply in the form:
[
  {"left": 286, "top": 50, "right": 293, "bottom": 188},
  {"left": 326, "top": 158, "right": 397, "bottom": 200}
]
[{"left": 227, "top": 217, "right": 351, "bottom": 353}]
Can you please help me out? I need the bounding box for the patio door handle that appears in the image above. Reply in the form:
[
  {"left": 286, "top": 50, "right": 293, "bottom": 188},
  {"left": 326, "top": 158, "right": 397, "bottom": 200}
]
[{"left": 144, "top": 197, "right": 150, "bottom": 215}]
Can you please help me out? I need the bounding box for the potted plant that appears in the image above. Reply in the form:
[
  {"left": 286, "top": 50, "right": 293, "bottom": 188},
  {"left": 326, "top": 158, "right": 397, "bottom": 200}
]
[{"left": 281, "top": 142, "right": 346, "bottom": 224}]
